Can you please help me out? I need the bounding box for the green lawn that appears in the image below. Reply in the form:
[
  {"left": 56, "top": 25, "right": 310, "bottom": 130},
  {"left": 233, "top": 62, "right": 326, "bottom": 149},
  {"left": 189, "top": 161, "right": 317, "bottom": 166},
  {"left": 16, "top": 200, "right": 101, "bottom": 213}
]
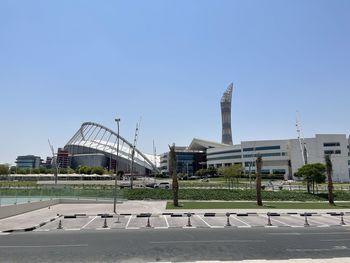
[{"left": 166, "top": 201, "right": 350, "bottom": 210}]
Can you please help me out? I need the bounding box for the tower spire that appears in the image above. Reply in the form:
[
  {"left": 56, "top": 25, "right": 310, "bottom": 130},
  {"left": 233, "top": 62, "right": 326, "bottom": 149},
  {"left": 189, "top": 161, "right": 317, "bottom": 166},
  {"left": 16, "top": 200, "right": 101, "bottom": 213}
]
[{"left": 221, "top": 83, "right": 234, "bottom": 145}]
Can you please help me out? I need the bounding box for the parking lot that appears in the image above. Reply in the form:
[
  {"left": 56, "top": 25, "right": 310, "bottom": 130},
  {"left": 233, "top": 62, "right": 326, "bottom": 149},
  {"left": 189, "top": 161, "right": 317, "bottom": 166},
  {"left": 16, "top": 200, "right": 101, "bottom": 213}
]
[{"left": 33, "top": 212, "right": 350, "bottom": 232}]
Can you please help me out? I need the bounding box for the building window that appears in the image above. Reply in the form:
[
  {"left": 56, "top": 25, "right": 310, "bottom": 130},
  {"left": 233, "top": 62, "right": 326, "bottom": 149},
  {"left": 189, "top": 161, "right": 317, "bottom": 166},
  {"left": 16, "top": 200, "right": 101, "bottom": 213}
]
[
  {"left": 324, "top": 142, "right": 341, "bottom": 147},
  {"left": 207, "top": 155, "right": 242, "bottom": 161},
  {"left": 273, "top": 169, "right": 286, "bottom": 175},
  {"left": 324, "top": 150, "right": 341, "bottom": 155},
  {"left": 243, "top": 147, "right": 254, "bottom": 152},
  {"left": 207, "top": 149, "right": 241, "bottom": 156},
  {"left": 216, "top": 164, "right": 222, "bottom": 168},
  {"left": 224, "top": 163, "right": 232, "bottom": 167}
]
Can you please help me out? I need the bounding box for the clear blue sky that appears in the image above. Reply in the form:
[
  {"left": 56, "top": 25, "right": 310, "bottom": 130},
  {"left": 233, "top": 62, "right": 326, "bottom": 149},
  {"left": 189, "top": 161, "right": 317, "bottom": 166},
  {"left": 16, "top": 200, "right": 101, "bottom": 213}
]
[{"left": 1, "top": 0, "right": 350, "bottom": 165}]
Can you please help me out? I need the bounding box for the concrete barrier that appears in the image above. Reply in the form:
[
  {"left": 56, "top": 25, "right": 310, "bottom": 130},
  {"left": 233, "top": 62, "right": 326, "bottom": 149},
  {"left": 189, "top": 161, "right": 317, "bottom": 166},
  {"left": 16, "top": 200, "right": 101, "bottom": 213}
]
[{"left": 0, "top": 199, "right": 59, "bottom": 219}]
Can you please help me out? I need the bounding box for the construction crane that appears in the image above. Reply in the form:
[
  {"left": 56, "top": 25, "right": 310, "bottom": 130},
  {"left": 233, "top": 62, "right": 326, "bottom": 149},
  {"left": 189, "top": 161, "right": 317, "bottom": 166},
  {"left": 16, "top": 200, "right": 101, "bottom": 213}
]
[
  {"left": 296, "top": 111, "right": 308, "bottom": 165},
  {"left": 48, "top": 139, "right": 59, "bottom": 185}
]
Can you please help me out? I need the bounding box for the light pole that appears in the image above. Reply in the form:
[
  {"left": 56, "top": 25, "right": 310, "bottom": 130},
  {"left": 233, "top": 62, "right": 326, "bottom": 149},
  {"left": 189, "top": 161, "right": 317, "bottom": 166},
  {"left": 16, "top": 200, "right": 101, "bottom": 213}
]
[{"left": 113, "top": 118, "right": 121, "bottom": 214}]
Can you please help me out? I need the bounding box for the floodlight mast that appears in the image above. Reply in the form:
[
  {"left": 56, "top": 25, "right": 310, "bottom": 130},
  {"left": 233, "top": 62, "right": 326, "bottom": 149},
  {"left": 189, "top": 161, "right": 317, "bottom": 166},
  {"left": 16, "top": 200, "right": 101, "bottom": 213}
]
[
  {"left": 130, "top": 121, "right": 140, "bottom": 189},
  {"left": 113, "top": 118, "right": 121, "bottom": 214},
  {"left": 153, "top": 140, "right": 157, "bottom": 183},
  {"left": 48, "top": 139, "right": 58, "bottom": 185},
  {"left": 296, "top": 112, "right": 308, "bottom": 166}
]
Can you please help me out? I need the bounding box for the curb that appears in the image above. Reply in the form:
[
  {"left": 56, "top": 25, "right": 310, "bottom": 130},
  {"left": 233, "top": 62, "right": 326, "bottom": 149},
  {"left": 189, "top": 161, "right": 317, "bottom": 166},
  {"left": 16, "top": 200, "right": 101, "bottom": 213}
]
[{"left": 2, "top": 215, "right": 60, "bottom": 233}]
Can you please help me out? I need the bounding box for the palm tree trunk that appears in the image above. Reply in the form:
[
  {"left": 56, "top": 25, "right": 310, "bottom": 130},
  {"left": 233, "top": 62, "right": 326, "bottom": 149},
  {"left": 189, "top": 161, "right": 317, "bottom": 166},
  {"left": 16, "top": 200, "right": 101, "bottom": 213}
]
[
  {"left": 325, "top": 155, "right": 335, "bottom": 205},
  {"left": 169, "top": 144, "right": 179, "bottom": 207},
  {"left": 256, "top": 156, "right": 263, "bottom": 206}
]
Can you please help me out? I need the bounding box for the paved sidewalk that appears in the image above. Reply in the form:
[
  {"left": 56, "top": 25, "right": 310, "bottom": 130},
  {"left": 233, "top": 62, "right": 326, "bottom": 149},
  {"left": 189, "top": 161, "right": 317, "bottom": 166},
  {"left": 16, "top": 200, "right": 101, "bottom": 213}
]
[
  {"left": 175, "top": 259, "right": 350, "bottom": 263},
  {"left": 1, "top": 200, "right": 350, "bottom": 232},
  {"left": 0, "top": 201, "right": 166, "bottom": 232}
]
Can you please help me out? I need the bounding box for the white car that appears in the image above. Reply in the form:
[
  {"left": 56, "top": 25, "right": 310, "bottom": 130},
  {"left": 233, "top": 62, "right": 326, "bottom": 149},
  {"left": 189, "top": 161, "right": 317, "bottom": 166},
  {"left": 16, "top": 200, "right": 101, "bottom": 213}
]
[{"left": 155, "top": 182, "right": 172, "bottom": 189}]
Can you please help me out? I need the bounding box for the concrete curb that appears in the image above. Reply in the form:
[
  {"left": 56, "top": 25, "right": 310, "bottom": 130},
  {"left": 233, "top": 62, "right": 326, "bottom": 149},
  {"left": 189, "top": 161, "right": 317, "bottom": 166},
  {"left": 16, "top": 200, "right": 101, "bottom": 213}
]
[{"left": 1, "top": 215, "right": 60, "bottom": 233}]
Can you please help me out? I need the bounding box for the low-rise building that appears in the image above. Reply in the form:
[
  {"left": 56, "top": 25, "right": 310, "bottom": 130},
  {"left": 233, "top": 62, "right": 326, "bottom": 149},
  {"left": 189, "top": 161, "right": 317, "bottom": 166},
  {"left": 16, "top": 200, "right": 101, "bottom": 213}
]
[{"left": 15, "top": 155, "right": 42, "bottom": 170}]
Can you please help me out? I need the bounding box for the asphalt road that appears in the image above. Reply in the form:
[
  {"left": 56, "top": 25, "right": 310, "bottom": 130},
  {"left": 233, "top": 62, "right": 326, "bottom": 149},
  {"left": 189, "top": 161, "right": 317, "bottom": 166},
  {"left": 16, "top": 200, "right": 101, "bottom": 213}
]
[{"left": 1, "top": 227, "right": 350, "bottom": 262}]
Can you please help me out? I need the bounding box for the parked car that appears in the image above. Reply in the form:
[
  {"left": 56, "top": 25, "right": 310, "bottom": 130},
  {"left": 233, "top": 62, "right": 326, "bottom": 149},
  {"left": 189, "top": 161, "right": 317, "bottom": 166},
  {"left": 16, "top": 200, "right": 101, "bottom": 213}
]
[
  {"left": 155, "top": 182, "right": 171, "bottom": 189},
  {"left": 145, "top": 182, "right": 158, "bottom": 188}
]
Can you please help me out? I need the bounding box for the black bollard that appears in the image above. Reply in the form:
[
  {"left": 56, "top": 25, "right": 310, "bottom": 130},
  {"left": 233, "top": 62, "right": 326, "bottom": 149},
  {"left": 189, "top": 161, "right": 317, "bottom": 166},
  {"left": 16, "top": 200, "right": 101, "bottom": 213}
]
[
  {"left": 146, "top": 214, "right": 152, "bottom": 228},
  {"left": 116, "top": 213, "right": 121, "bottom": 224},
  {"left": 341, "top": 212, "right": 346, "bottom": 225},
  {"left": 187, "top": 213, "right": 192, "bottom": 227},
  {"left": 57, "top": 219, "right": 63, "bottom": 230},
  {"left": 226, "top": 212, "right": 231, "bottom": 227},
  {"left": 103, "top": 215, "right": 108, "bottom": 228},
  {"left": 267, "top": 212, "right": 272, "bottom": 226},
  {"left": 304, "top": 213, "right": 310, "bottom": 227}
]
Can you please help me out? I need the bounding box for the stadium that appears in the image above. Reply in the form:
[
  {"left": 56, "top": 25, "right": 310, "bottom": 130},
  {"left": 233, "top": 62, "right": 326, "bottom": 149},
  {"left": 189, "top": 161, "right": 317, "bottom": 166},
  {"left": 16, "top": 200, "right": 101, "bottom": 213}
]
[{"left": 64, "top": 122, "right": 159, "bottom": 175}]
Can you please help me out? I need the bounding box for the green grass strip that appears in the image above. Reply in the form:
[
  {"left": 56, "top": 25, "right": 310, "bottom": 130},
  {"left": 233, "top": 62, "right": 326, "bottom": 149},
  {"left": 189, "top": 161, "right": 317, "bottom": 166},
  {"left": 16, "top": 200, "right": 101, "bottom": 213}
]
[{"left": 166, "top": 201, "right": 350, "bottom": 210}]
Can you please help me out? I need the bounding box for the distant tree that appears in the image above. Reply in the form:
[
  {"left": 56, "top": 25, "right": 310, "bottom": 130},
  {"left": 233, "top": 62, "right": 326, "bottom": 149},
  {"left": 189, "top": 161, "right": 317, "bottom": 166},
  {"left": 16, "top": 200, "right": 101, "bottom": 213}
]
[
  {"left": 325, "top": 155, "right": 335, "bottom": 205},
  {"left": 195, "top": 169, "right": 207, "bottom": 178},
  {"left": 256, "top": 155, "right": 263, "bottom": 206},
  {"left": 295, "top": 163, "right": 326, "bottom": 194},
  {"left": 31, "top": 168, "right": 40, "bottom": 174},
  {"left": 91, "top": 166, "right": 104, "bottom": 175},
  {"left": 169, "top": 144, "right": 179, "bottom": 206},
  {"left": 10, "top": 166, "right": 17, "bottom": 174},
  {"left": 0, "top": 164, "right": 9, "bottom": 175},
  {"left": 67, "top": 168, "right": 75, "bottom": 174},
  {"left": 207, "top": 167, "right": 217, "bottom": 176},
  {"left": 220, "top": 164, "right": 243, "bottom": 190}
]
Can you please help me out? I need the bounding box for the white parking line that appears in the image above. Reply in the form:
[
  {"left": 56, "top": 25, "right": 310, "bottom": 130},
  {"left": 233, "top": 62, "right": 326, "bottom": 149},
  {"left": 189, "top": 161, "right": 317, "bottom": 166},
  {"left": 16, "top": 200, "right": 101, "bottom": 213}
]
[
  {"left": 125, "top": 215, "right": 133, "bottom": 229},
  {"left": 196, "top": 215, "right": 212, "bottom": 228},
  {"left": 232, "top": 216, "right": 251, "bottom": 227},
  {"left": 266, "top": 216, "right": 292, "bottom": 227},
  {"left": 81, "top": 216, "right": 98, "bottom": 229},
  {"left": 0, "top": 233, "right": 10, "bottom": 236},
  {"left": 163, "top": 215, "right": 170, "bottom": 228}
]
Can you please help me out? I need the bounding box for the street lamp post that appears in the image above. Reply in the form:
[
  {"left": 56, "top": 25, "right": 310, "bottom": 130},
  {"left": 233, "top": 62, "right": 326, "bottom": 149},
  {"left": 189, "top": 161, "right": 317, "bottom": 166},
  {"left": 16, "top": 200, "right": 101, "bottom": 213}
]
[{"left": 113, "top": 118, "right": 121, "bottom": 214}]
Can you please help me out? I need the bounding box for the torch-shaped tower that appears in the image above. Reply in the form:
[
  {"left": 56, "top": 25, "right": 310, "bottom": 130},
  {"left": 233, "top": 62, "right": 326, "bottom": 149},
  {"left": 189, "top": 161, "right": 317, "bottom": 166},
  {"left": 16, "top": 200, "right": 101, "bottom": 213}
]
[{"left": 221, "top": 83, "right": 234, "bottom": 145}]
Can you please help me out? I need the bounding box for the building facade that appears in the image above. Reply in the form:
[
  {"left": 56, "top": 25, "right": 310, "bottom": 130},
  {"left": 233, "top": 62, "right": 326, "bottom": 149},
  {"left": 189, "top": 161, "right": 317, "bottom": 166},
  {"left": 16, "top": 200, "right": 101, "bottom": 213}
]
[
  {"left": 205, "top": 134, "right": 350, "bottom": 182},
  {"left": 160, "top": 146, "right": 206, "bottom": 176}
]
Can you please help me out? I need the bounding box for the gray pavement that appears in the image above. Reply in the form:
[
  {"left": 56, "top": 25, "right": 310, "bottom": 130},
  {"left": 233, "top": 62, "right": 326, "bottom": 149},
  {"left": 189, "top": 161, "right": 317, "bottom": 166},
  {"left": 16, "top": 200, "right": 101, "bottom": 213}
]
[{"left": 2, "top": 227, "right": 350, "bottom": 262}]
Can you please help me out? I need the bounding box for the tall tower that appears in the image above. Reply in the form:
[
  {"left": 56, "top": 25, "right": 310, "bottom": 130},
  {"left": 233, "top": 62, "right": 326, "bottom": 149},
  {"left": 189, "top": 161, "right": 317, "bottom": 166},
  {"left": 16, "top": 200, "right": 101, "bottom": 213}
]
[{"left": 221, "top": 83, "right": 234, "bottom": 145}]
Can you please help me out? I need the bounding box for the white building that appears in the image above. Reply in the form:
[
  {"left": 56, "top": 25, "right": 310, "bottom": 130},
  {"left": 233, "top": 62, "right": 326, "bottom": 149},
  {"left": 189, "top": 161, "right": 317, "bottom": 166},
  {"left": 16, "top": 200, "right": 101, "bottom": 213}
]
[{"left": 189, "top": 134, "right": 350, "bottom": 182}]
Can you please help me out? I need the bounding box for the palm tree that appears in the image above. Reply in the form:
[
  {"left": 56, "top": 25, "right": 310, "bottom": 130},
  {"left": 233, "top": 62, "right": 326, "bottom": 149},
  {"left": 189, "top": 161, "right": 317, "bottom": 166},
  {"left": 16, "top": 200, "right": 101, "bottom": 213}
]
[
  {"left": 169, "top": 144, "right": 179, "bottom": 206},
  {"left": 256, "top": 155, "right": 263, "bottom": 206},
  {"left": 325, "top": 155, "right": 335, "bottom": 205}
]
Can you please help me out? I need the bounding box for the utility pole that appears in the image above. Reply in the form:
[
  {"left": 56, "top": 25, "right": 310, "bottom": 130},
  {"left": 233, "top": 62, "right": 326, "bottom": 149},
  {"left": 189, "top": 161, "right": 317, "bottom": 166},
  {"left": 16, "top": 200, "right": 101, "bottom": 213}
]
[{"left": 113, "top": 118, "right": 121, "bottom": 214}]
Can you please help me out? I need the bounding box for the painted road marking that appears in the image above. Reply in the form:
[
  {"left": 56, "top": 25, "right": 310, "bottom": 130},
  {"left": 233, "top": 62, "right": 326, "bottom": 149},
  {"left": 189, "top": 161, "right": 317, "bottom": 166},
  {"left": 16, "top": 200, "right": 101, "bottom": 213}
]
[
  {"left": 163, "top": 215, "right": 170, "bottom": 228},
  {"left": 150, "top": 240, "right": 265, "bottom": 245},
  {"left": 196, "top": 215, "right": 212, "bottom": 228},
  {"left": 287, "top": 246, "right": 348, "bottom": 252},
  {"left": 0, "top": 244, "right": 88, "bottom": 248},
  {"left": 125, "top": 216, "right": 133, "bottom": 229},
  {"left": 81, "top": 216, "right": 98, "bottom": 229},
  {"left": 232, "top": 216, "right": 251, "bottom": 227}
]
